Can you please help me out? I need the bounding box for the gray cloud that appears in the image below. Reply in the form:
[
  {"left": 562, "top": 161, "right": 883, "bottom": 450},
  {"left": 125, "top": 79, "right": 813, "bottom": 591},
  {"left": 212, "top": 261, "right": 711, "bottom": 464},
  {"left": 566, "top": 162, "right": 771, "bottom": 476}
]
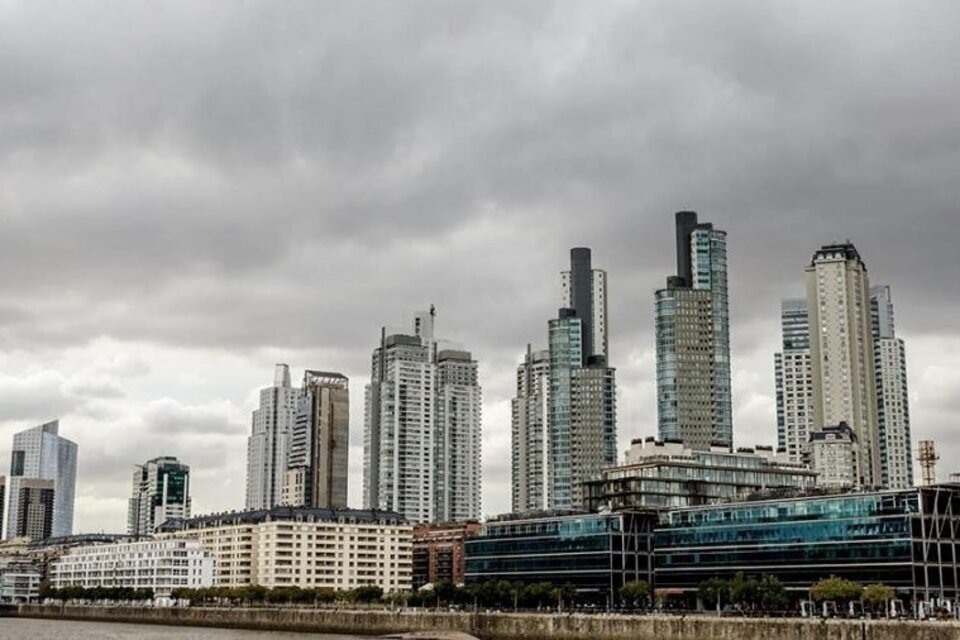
[{"left": 0, "top": 1, "right": 958, "bottom": 527}]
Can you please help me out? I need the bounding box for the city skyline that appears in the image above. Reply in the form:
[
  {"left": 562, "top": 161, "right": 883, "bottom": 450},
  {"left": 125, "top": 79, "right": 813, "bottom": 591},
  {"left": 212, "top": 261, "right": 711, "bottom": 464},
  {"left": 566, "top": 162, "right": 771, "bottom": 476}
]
[{"left": 1, "top": 2, "right": 959, "bottom": 534}]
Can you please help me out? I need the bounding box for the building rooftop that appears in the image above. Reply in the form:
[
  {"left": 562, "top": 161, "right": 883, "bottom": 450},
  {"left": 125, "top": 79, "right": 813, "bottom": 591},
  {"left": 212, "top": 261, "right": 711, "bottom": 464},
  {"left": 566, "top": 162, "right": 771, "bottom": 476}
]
[{"left": 166, "top": 506, "right": 409, "bottom": 529}]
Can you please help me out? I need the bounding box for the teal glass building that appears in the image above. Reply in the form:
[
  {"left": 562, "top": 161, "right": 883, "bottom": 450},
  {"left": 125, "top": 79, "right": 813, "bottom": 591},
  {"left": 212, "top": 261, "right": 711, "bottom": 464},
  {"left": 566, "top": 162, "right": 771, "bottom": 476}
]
[
  {"left": 655, "top": 485, "right": 960, "bottom": 603},
  {"left": 464, "top": 510, "right": 657, "bottom": 605}
]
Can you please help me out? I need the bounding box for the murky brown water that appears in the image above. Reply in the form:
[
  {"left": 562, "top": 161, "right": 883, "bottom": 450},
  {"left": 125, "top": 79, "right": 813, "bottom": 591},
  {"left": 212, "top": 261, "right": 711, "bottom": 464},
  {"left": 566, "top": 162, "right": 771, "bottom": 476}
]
[{"left": 0, "top": 618, "right": 371, "bottom": 640}]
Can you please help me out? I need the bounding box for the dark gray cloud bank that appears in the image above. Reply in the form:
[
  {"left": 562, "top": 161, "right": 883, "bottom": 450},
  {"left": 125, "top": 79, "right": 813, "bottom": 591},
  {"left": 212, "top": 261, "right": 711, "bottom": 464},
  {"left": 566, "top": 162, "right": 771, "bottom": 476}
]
[{"left": 1, "top": 1, "right": 958, "bottom": 531}]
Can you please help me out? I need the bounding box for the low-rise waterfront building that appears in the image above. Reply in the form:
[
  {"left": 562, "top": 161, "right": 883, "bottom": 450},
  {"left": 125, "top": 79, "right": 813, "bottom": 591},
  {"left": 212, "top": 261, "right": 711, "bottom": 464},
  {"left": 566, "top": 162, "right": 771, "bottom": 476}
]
[
  {"left": 654, "top": 484, "right": 960, "bottom": 605},
  {"left": 169, "top": 506, "right": 411, "bottom": 593},
  {"left": 584, "top": 438, "right": 817, "bottom": 511},
  {"left": 464, "top": 510, "right": 656, "bottom": 606},
  {"left": 0, "top": 559, "right": 41, "bottom": 603},
  {"left": 50, "top": 538, "right": 214, "bottom": 598},
  {"left": 412, "top": 521, "right": 480, "bottom": 589}
]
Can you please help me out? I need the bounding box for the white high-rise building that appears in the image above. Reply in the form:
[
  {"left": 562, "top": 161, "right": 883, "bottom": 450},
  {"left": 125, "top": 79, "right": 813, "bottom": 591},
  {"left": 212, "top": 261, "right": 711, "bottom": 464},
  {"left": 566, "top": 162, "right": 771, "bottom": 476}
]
[
  {"left": 245, "top": 364, "right": 298, "bottom": 510},
  {"left": 5, "top": 421, "right": 77, "bottom": 540},
  {"left": 511, "top": 346, "right": 551, "bottom": 513},
  {"left": 364, "top": 310, "right": 481, "bottom": 524},
  {"left": 561, "top": 257, "right": 608, "bottom": 364},
  {"left": 774, "top": 298, "right": 815, "bottom": 463},
  {"left": 806, "top": 243, "right": 880, "bottom": 488},
  {"left": 435, "top": 350, "right": 481, "bottom": 522},
  {"left": 871, "top": 285, "right": 913, "bottom": 489}
]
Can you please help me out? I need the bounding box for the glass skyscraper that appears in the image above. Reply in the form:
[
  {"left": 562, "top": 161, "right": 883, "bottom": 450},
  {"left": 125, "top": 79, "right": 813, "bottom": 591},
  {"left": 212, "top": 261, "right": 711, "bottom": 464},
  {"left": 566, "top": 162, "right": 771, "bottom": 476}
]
[
  {"left": 656, "top": 212, "right": 732, "bottom": 451},
  {"left": 6, "top": 420, "right": 77, "bottom": 540},
  {"left": 128, "top": 456, "right": 191, "bottom": 535}
]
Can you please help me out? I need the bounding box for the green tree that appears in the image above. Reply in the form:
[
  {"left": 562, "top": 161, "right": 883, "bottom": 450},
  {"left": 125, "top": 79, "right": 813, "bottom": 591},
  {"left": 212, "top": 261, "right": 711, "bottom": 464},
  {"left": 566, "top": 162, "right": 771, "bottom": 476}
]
[
  {"left": 351, "top": 585, "right": 384, "bottom": 604},
  {"left": 810, "top": 576, "right": 863, "bottom": 604},
  {"left": 433, "top": 580, "right": 457, "bottom": 606},
  {"left": 757, "top": 574, "right": 788, "bottom": 610},
  {"left": 697, "top": 577, "right": 729, "bottom": 610},
  {"left": 862, "top": 583, "right": 895, "bottom": 613},
  {"left": 619, "top": 580, "right": 650, "bottom": 608},
  {"left": 728, "top": 572, "right": 759, "bottom": 608}
]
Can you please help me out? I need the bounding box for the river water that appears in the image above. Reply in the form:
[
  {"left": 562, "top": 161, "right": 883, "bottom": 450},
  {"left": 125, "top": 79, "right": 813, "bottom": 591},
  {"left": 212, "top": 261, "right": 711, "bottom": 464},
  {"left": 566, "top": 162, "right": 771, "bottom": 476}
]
[{"left": 0, "top": 618, "right": 371, "bottom": 639}]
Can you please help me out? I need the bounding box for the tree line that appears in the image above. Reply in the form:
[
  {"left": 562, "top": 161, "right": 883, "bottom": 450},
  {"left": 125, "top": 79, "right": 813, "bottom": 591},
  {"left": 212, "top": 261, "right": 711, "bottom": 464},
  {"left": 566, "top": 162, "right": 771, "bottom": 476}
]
[
  {"left": 696, "top": 574, "right": 895, "bottom": 612},
  {"left": 39, "top": 584, "right": 155, "bottom": 603}
]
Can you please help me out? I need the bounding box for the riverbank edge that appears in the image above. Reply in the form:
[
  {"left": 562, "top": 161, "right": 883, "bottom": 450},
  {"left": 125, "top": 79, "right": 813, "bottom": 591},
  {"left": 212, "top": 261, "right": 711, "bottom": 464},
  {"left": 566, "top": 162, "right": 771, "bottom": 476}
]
[{"left": 12, "top": 604, "right": 960, "bottom": 640}]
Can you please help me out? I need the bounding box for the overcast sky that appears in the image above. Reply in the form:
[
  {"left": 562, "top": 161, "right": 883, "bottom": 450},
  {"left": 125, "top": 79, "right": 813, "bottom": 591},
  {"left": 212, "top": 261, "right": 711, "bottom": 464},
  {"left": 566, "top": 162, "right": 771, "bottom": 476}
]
[{"left": 1, "top": 1, "right": 959, "bottom": 534}]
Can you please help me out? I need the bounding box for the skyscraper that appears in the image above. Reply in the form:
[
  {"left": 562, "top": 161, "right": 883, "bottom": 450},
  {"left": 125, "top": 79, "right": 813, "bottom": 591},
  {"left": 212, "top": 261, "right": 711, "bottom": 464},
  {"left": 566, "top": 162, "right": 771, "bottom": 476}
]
[
  {"left": 806, "top": 243, "right": 880, "bottom": 488},
  {"left": 364, "top": 310, "right": 481, "bottom": 523},
  {"left": 128, "top": 456, "right": 191, "bottom": 535},
  {"left": 0, "top": 476, "right": 4, "bottom": 536},
  {"left": 5, "top": 420, "right": 77, "bottom": 540},
  {"left": 546, "top": 249, "right": 617, "bottom": 511},
  {"left": 656, "top": 211, "right": 732, "bottom": 451},
  {"left": 511, "top": 346, "right": 550, "bottom": 513},
  {"left": 14, "top": 479, "right": 55, "bottom": 540},
  {"left": 435, "top": 350, "right": 481, "bottom": 522},
  {"left": 774, "top": 298, "right": 815, "bottom": 462},
  {"left": 283, "top": 371, "right": 350, "bottom": 509},
  {"left": 245, "top": 364, "right": 298, "bottom": 510},
  {"left": 871, "top": 285, "right": 913, "bottom": 489}
]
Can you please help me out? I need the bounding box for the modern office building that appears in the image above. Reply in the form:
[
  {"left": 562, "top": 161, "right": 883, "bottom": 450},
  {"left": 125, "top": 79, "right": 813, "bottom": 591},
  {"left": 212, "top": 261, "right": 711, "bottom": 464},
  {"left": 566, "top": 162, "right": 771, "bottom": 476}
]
[
  {"left": 511, "top": 346, "right": 551, "bottom": 513},
  {"left": 656, "top": 212, "right": 732, "bottom": 451},
  {"left": 808, "top": 423, "right": 858, "bottom": 489},
  {"left": 546, "top": 248, "right": 617, "bottom": 511},
  {"left": 5, "top": 421, "right": 77, "bottom": 540},
  {"left": 412, "top": 521, "right": 480, "bottom": 589},
  {"left": 806, "top": 243, "right": 880, "bottom": 488},
  {"left": 13, "top": 479, "right": 55, "bottom": 540},
  {"left": 584, "top": 438, "right": 817, "bottom": 511},
  {"left": 51, "top": 538, "right": 215, "bottom": 598},
  {"left": 464, "top": 510, "right": 657, "bottom": 606},
  {"left": 871, "top": 285, "right": 913, "bottom": 490},
  {"left": 364, "top": 310, "right": 481, "bottom": 524},
  {"left": 283, "top": 371, "right": 350, "bottom": 509},
  {"left": 0, "top": 476, "right": 5, "bottom": 536},
  {"left": 245, "top": 364, "right": 298, "bottom": 510},
  {"left": 774, "top": 298, "right": 815, "bottom": 463},
  {"left": 655, "top": 484, "right": 960, "bottom": 605},
  {"left": 128, "top": 457, "right": 191, "bottom": 536},
  {"left": 169, "top": 506, "right": 411, "bottom": 592}
]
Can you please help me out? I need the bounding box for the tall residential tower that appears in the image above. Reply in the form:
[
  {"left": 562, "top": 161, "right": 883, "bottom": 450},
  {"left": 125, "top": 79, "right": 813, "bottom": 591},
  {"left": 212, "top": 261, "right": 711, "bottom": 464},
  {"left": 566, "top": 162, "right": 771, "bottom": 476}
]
[
  {"left": 655, "top": 212, "right": 732, "bottom": 451},
  {"left": 364, "top": 310, "right": 481, "bottom": 523},
  {"left": 510, "top": 346, "right": 550, "bottom": 513},
  {"left": 774, "top": 298, "right": 814, "bottom": 462},
  {"left": 245, "top": 364, "right": 298, "bottom": 510},
  {"left": 806, "top": 243, "right": 881, "bottom": 488}
]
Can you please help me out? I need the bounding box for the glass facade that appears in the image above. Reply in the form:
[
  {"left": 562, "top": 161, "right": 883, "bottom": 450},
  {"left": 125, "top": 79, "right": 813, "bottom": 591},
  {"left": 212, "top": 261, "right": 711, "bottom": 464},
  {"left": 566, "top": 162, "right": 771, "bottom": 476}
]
[
  {"left": 655, "top": 485, "right": 960, "bottom": 602},
  {"left": 548, "top": 315, "right": 582, "bottom": 510},
  {"left": 655, "top": 214, "right": 732, "bottom": 452},
  {"left": 465, "top": 511, "right": 656, "bottom": 604}
]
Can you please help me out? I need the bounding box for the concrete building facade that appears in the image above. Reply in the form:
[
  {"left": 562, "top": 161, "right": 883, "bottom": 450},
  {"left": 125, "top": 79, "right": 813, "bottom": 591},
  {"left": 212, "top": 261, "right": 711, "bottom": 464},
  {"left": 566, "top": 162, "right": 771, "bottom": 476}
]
[
  {"left": 656, "top": 212, "right": 732, "bottom": 451},
  {"left": 245, "top": 364, "right": 298, "bottom": 511},
  {"left": 171, "top": 507, "right": 411, "bottom": 593},
  {"left": 511, "top": 347, "right": 551, "bottom": 514},
  {"left": 412, "top": 521, "right": 480, "bottom": 589},
  {"left": 871, "top": 285, "right": 914, "bottom": 489},
  {"left": 806, "top": 243, "right": 880, "bottom": 488},
  {"left": 5, "top": 421, "right": 77, "bottom": 540},
  {"left": 808, "top": 423, "right": 858, "bottom": 489},
  {"left": 51, "top": 538, "right": 214, "bottom": 598},
  {"left": 283, "top": 371, "right": 350, "bottom": 509},
  {"left": 774, "top": 298, "right": 815, "bottom": 463},
  {"left": 364, "top": 311, "right": 481, "bottom": 524}
]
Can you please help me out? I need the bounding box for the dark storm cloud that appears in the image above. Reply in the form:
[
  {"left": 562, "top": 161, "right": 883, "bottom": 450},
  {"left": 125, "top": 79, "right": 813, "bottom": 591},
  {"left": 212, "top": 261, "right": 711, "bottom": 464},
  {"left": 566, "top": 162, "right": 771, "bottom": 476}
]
[{"left": 1, "top": 1, "right": 959, "bottom": 520}]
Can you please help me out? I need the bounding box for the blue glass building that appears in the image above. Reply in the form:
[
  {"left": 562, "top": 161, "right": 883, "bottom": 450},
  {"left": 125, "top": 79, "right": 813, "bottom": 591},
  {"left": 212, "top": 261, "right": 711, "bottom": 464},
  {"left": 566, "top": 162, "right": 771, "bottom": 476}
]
[
  {"left": 464, "top": 510, "right": 656, "bottom": 605},
  {"left": 655, "top": 485, "right": 960, "bottom": 604}
]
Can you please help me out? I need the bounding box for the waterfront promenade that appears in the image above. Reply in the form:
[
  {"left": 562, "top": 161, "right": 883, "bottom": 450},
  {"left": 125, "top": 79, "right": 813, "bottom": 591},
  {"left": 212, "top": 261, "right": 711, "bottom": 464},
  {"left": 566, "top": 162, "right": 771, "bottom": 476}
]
[{"left": 11, "top": 605, "right": 960, "bottom": 640}]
